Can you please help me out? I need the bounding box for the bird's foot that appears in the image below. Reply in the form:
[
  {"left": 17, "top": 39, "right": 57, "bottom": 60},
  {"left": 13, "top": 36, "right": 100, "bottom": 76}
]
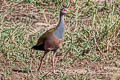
[
  {"left": 51, "top": 70, "right": 59, "bottom": 76},
  {"left": 37, "top": 69, "right": 41, "bottom": 72},
  {"left": 52, "top": 71, "right": 56, "bottom": 75},
  {"left": 37, "top": 68, "right": 44, "bottom": 74}
]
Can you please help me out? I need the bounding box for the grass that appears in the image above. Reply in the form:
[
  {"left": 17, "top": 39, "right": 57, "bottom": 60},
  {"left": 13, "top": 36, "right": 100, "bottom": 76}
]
[{"left": 0, "top": 0, "right": 120, "bottom": 80}]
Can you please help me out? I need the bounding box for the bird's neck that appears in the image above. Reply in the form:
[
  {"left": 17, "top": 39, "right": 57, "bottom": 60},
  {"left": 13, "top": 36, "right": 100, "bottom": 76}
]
[{"left": 54, "top": 14, "right": 65, "bottom": 39}]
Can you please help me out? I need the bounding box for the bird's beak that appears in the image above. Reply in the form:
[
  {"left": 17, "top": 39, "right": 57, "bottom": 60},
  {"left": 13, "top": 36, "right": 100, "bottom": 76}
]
[{"left": 67, "top": 10, "right": 71, "bottom": 14}]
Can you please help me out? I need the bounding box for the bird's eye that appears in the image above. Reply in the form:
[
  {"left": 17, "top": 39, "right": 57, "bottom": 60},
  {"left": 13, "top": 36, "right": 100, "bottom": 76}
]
[{"left": 64, "top": 9, "right": 66, "bottom": 11}]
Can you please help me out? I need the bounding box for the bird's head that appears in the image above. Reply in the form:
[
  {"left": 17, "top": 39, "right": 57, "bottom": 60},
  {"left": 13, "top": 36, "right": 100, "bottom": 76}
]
[{"left": 60, "top": 8, "right": 71, "bottom": 15}]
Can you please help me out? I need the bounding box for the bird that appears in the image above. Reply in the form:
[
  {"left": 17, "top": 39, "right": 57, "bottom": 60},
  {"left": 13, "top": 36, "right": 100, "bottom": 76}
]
[{"left": 32, "top": 8, "right": 71, "bottom": 74}]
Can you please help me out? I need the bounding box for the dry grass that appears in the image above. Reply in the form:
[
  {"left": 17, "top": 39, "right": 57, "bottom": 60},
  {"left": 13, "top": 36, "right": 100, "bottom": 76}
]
[{"left": 0, "top": 0, "right": 120, "bottom": 80}]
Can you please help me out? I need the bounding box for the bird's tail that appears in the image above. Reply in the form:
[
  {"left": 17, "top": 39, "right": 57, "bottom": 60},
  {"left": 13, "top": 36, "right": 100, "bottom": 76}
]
[
  {"left": 31, "top": 44, "right": 44, "bottom": 50},
  {"left": 31, "top": 45, "right": 39, "bottom": 50}
]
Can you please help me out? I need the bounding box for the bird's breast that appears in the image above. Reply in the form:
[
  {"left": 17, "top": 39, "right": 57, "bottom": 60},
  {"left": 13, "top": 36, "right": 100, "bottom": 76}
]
[{"left": 44, "top": 34, "right": 64, "bottom": 51}]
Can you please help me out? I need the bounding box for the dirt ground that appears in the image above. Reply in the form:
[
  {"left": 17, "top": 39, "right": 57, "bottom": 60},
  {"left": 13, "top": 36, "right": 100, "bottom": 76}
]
[{"left": 0, "top": 0, "right": 120, "bottom": 80}]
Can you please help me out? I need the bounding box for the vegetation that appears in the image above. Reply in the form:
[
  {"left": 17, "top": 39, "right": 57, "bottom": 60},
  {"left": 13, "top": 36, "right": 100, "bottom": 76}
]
[{"left": 0, "top": 0, "right": 120, "bottom": 79}]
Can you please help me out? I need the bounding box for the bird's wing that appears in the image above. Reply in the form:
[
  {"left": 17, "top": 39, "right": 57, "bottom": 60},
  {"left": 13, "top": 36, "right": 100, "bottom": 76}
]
[{"left": 36, "top": 27, "right": 56, "bottom": 46}]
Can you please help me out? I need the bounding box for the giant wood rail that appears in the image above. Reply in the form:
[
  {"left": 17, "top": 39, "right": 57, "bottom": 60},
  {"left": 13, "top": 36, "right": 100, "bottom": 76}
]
[{"left": 32, "top": 8, "right": 71, "bottom": 73}]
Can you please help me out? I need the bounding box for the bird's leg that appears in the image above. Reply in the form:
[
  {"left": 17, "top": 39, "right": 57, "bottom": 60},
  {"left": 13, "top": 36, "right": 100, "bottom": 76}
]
[
  {"left": 37, "top": 51, "right": 48, "bottom": 72},
  {"left": 52, "top": 49, "right": 58, "bottom": 74}
]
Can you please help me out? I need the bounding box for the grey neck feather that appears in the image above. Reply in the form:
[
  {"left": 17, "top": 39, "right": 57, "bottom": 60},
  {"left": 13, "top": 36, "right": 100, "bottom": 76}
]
[{"left": 54, "top": 14, "right": 65, "bottom": 39}]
